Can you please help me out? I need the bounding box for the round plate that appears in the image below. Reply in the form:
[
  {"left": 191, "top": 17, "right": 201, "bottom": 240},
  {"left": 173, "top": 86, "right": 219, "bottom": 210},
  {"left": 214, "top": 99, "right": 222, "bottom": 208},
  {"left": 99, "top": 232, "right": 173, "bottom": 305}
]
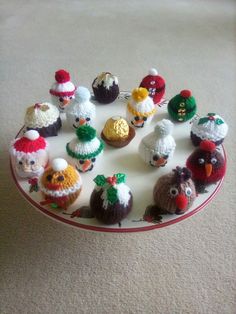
[{"left": 10, "top": 92, "right": 226, "bottom": 232}]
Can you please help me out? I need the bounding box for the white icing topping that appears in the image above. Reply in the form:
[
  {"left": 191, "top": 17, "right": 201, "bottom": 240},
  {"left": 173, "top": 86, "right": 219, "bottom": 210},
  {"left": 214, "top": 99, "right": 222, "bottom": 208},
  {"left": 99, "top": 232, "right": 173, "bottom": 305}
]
[{"left": 93, "top": 72, "right": 118, "bottom": 90}]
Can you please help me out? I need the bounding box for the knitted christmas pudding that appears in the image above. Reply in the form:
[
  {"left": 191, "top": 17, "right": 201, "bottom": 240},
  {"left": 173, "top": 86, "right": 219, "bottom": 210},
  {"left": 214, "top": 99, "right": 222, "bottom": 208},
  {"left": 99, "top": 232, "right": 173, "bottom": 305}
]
[
  {"left": 10, "top": 130, "right": 49, "bottom": 179},
  {"left": 49, "top": 69, "right": 76, "bottom": 112},
  {"left": 168, "top": 90, "right": 197, "bottom": 122},
  {"left": 39, "top": 158, "right": 82, "bottom": 210},
  {"left": 92, "top": 72, "right": 119, "bottom": 104},
  {"left": 186, "top": 140, "right": 226, "bottom": 193},
  {"left": 190, "top": 113, "right": 228, "bottom": 146},
  {"left": 126, "top": 87, "right": 156, "bottom": 128},
  {"left": 90, "top": 173, "right": 133, "bottom": 225},
  {"left": 66, "top": 86, "right": 96, "bottom": 129},
  {"left": 24, "top": 102, "right": 62, "bottom": 137},
  {"left": 139, "top": 68, "right": 166, "bottom": 105},
  {"left": 152, "top": 167, "right": 196, "bottom": 215},
  {"left": 66, "top": 125, "right": 104, "bottom": 172},
  {"left": 101, "top": 116, "right": 135, "bottom": 148},
  {"left": 139, "top": 119, "right": 176, "bottom": 167}
]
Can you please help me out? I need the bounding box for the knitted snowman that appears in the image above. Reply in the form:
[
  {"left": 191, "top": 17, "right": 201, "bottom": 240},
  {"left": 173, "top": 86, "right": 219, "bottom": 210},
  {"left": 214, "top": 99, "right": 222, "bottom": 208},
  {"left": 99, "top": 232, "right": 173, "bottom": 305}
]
[
  {"left": 139, "top": 68, "right": 166, "bottom": 105},
  {"left": 49, "top": 69, "right": 76, "bottom": 112},
  {"left": 66, "top": 86, "right": 96, "bottom": 129},
  {"left": 191, "top": 113, "right": 228, "bottom": 146},
  {"left": 126, "top": 88, "right": 156, "bottom": 128},
  {"left": 139, "top": 119, "right": 176, "bottom": 167},
  {"left": 66, "top": 125, "right": 104, "bottom": 172},
  {"left": 39, "top": 158, "right": 82, "bottom": 210},
  {"left": 10, "top": 130, "right": 49, "bottom": 178}
]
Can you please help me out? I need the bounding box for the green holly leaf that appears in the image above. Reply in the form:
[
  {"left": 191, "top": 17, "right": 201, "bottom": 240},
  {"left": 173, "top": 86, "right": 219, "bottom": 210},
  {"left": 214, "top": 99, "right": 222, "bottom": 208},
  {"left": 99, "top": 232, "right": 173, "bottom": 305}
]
[
  {"left": 198, "top": 117, "right": 209, "bottom": 125},
  {"left": 94, "top": 175, "right": 106, "bottom": 186},
  {"left": 115, "top": 173, "right": 126, "bottom": 184},
  {"left": 207, "top": 113, "right": 215, "bottom": 116},
  {"left": 107, "top": 186, "right": 118, "bottom": 205},
  {"left": 215, "top": 118, "right": 224, "bottom": 125},
  {"left": 51, "top": 203, "right": 58, "bottom": 209}
]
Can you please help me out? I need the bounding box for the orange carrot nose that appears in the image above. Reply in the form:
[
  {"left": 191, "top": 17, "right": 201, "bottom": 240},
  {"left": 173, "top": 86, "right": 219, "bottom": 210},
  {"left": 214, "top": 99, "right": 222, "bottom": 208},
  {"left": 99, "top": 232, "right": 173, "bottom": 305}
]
[
  {"left": 156, "top": 157, "right": 166, "bottom": 167},
  {"left": 62, "top": 98, "right": 70, "bottom": 105},
  {"left": 82, "top": 159, "right": 91, "bottom": 172},
  {"left": 205, "top": 163, "right": 213, "bottom": 177},
  {"left": 79, "top": 118, "right": 86, "bottom": 125}
]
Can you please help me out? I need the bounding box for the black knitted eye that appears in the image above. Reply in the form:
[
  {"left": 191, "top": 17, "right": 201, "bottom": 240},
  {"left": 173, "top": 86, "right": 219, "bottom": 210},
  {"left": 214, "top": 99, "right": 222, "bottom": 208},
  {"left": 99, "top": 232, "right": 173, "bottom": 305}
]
[
  {"left": 59, "top": 97, "right": 63, "bottom": 102},
  {"left": 47, "top": 175, "right": 52, "bottom": 181},
  {"left": 18, "top": 160, "right": 23, "bottom": 165},
  {"left": 57, "top": 175, "right": 64, "bottom": 182},
  {"left": 91, "top": 158, "right": 96, "bottom": 162},
  {"left": 79, "top": 160, "right": 84, "bottom": 164},
  {"left": 69, "top": 96, "right": 72, "bottom": 99},
  {"left": 143, "top": 117, "right": 147, "bottom": 121},
  {"left": 86, "top": 117, "right": 90, "bottom": 121},
  {"left": 134, "top": 116, "right": 139, "bottom": 121},
  {"left": 153, "top": 155, "right": 159, "bottom": 161},
  {"left": 30, "top": 160, "right": 35, "bottom": 165},
  {"left": 75, "top": 117, "right": 80, "bottom": 122},
  {"left": 170, "top": 187, "right": 179, "bottom": 197}
]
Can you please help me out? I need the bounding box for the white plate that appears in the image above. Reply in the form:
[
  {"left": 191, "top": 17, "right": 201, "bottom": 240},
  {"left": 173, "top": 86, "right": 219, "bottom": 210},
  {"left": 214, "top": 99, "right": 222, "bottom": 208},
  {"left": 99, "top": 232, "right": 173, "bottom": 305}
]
[{"left": 10, "top": 92, "right": 226, "bottom": 232}]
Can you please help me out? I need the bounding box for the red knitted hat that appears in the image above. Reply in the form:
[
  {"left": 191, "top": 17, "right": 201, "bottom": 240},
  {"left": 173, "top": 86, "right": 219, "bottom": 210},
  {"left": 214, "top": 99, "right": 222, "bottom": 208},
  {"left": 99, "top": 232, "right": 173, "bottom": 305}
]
[{"left": 12, "top": 130, "right": 47, "bottom": 155}]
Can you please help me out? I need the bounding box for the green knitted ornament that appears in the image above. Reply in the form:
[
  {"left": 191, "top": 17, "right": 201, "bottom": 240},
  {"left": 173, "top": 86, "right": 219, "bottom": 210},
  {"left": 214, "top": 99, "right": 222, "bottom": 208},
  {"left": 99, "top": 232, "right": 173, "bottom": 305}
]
[
  {"left": 168, "top": 90, "right": 197, "bottom": 122},
  {"left": 76, "top": 125, "right": 96, "bottom": 142}
]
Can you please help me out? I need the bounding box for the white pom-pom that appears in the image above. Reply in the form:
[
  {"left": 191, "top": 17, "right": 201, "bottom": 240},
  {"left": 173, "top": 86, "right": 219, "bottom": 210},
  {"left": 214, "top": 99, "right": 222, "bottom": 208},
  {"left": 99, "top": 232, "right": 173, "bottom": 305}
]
[
  {"left": 154, "top": 119, "right": 174, "bottom": 137},
  {"left": 149, "top": 68, "right": 158, "bottom": 76},
  {"left": 24, "top": 130, "right": 40, "bottom": 141},
  {"left": 52, "top": 158, "right": 68, "bottom": 172},
  {"left": 75, "top": 86, "right": 91, "bottom": 103}
]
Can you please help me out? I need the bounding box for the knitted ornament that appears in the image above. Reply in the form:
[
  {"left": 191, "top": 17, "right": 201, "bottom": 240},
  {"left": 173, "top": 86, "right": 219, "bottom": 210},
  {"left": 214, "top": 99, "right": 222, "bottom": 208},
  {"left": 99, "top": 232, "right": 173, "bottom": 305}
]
[
  {"left": 139, "top": 68, "right": 166, "bottom": 104},
  {"left": 39, "top": 158, "right": 82, "bottom": 210},
  {"left": 10, "top": 130, "right": 49, "bottom": 178},
  {"left": 90, "top": 173, "right": 133, "bottom": 225},
  {"left": 66, "top": 125, "right": 104, "bottom": 172},
  {"left": 49, "top": 69, "right": 76, "bottom": 112},
  {"left": 92, "top": 72, "right": 119, "bottom": 104},
  {"left": 66, "top": 86, "right": 96, "bottom": 129},
  {"left": 126, "top": 87, "right": 156, "bottom": 128},
  {"left": 153, "top": 167, "right": 196, "bottom": 215},
  {"left": 139, "top": 119, "right": 176, "bottom": 167},
  {"left": 191, "top": 113, "right": 228, "bottom": 146},
  {"left": 24, "top": 102, "right": 62, "bottom": 137},
  {"left": 168, "top": 90, "right": 197, "bottom": 122},
  {"left": 101, "top": 116, "right": 135, "bottom": 148},
  {"left": 186, "top": 140, "right": 226, "bottom": 192}
]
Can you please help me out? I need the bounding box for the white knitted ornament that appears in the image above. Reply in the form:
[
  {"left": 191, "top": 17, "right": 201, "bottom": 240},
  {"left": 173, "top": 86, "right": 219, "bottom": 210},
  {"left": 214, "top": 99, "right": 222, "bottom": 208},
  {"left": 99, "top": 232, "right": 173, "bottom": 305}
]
[{"left": 139, "top": 119, "right": 176, "bottom": 167}]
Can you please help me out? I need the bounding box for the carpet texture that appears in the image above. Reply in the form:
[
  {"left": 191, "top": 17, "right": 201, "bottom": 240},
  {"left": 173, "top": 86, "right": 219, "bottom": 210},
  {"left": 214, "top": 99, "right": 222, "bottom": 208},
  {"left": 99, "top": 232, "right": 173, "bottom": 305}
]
[{"left": 1, "top": 1, "right": 236, "bottom": 313}]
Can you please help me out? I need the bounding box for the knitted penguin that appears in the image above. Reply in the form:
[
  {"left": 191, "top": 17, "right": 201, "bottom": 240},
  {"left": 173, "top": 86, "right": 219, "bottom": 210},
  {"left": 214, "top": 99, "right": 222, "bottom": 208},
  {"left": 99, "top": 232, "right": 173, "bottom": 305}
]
[
  {"left": 66, "top": 125, "right": 104, "bottom": 172},
  {"left": 90, "top": 173, "right": 133, "bottom": 225},
  {"left": 66, "top": 86, "right": 96, "bottom": 129},
  {"left": 126, "top": 87, "right": 156, "bottom": 128},
  {"left": 92, "top": 72, "right": 119, "bottom": 104},
  {"left": 191, "top": 113, "right": 228, "bottom": 146},
  {"left": 10, "top": 130, "right": 49, "bottom": 178},
  {"left": 139, "top": 119, "right": 176, "bottom": 167},
  {"left": 39, "top": 158, "right": 82, "bottom": 210},
  {"left": 139, "top": 68, "right": 166, "bottom": 105},
  {"left": 49, "top": 69, "right": 76, "bottom": 112},
  {"left": 24, "top": 102, "right": 62, "bottom": 137},
  {"left": 168, "top": 90, "right": 197, "bottom": 122}
]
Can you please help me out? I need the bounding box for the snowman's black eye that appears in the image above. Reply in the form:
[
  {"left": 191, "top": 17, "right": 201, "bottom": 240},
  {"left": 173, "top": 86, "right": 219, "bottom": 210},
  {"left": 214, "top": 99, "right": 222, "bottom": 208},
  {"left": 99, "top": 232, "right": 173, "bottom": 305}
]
[
  {"left": 143, "top": 117, "right": 147, "bottom": 121},
  {"left": 59, "top": 97, "right": 63, "bottom": 102},
  {"left": 47, "top": 175, "right": 52, "bottom": 181},
  {"left": 69, "top": 96, "right": 72, "bottom": 99},
  {"left": 30, "top": 160, "right": 35, "bottom": 165},
  {"left": 18, "top": 161, "right": 23, "bottom": 165},
  {"left": 79, "top": 160, "right": 84, "bottom": 164},
  {"left": 86, "top": 117, "right": 90, "bottom": 121},
  {"left": 75, "top": 118, "right": 80, "bottom": 122},
  {"left": 134, "top": 116, "right": 139, "bottom": 121},
  {"left": 91, "top": 158, "right": 96, "bottom": 162},
  {"left": 57, "top": 175, "right": 64, "bottom": 182}
]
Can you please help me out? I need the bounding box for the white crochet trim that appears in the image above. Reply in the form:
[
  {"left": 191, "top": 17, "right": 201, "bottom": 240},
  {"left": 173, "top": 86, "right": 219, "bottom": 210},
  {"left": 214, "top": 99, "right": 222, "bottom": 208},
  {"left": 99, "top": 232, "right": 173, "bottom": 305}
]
[
  {"left": 68, "top": 137, "right": 101, "bottom": 156},
  {"left": 24, "top": 103, "right": 60, "bottom": 128},
  {"left": 93, "top": 73, "right": 118, "bottom": 89},
  {"left": 129, "top": 95, "right": 155, "bottom": 114},
  {"left": 50, "top": 81, "right": 75, "bottom": 93},
  {"left": 39, "top": 178, "right": 82, "bottom": 197}
]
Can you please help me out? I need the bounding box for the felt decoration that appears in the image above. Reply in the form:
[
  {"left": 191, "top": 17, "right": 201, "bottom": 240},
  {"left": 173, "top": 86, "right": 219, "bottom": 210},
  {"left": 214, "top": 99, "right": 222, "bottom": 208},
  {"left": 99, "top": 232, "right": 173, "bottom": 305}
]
[
  {"left": 191, "top": 113, "right": 228, "bottom": 146},
  {"left": 139, "top": 119, "right": 176, "bottom": 167},
  {"left": 49, "top": 69, "right": 76, "bottom": 112},
  {"left": 10, "top": 130, "right": 49, "bottom": 179},
  {"left": 39, "top": 158, "right": 82, "bottom": 210},
  {"left": 139, "top": 68, "right": 166, "bottom": 104},
  {"left": 24, "top": 102, "right": 62, "bottom": 137},
  {"left": 92, "top": 72, "right": 119, "bottom": 104},
  {"left": 186, "top": 140, "right": 226, "bottom": 192},
  {"left": 101, "top": 116, "right": 135, "bottom": 148},
  {"left": 66, "top": 86, "right": 96, "bottom": 129},
  {"left": 66, "top": 125, "right": 104, "bottom": 172},
  {"left": 90, "top": 173, "right": 133, "bottom": 225},
  {"left": 126, "top": 87, "right": 156, "bottom": 128},
  {"left": 168, "top": 90, "right": 197, "bottom": 122}
]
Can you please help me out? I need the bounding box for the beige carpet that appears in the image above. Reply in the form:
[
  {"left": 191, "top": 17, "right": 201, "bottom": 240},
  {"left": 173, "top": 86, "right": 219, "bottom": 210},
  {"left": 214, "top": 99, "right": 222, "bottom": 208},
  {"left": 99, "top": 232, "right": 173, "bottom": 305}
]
[{"left": 1, "top": 1, "right": 236, "bottom": 313}]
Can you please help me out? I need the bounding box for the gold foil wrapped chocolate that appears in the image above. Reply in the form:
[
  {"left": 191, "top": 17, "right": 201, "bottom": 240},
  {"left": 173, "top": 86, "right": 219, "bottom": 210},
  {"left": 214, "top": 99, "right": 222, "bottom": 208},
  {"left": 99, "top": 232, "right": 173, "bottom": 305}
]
[{"left": 102, "top": 116, "right": 129, "bottom": 141}]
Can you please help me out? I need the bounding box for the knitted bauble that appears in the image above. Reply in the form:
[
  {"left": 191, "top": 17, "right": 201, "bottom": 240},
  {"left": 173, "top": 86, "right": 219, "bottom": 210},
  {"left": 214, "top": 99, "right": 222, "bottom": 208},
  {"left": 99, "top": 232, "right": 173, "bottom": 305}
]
[
  {"left": 10, "top": 130, "right": 49, "bottom": 178},
  {"left": 66, "top": 125, "right": 104, "bottom": 172},
  {"left": 190, "top": 113, "right": 228, "bottom": 146},
  {"left": 24, "top": 102, "right": 62, "bottom": 137},
  {"left": 90, "top": 173, "right": 133, "bottom": 225},
  {"left": 139, "top": 68, "right": 166, "bottom": 104},
  {"left": 92, "top": 72, "right": 119, "bottom": 104},
  {"left": 153, "top": 167, "right": 196, "bottom": 215},
  {"left": 39, "top": 158, "right": 82, "bottom": 210},
  {"left": 126, "top": 87, "right": 156, "bottom": 128},
  {"left": 139, "top": 119, "right": 176, "bottom": 167},
  {"left": 101, "top": 116, "right": 135, "bottom": 148},
  {"left": 66, "top": 86, "right": 96, "bottom": 129},
  {"left": 168, "top": 90, "right": 197, "bottom": 122},
  {"left": 186, "top": 140, "right": 226, "bottom": 190},
  {"left": 49, "top": 69, "right": 76, "bottom": 112}
]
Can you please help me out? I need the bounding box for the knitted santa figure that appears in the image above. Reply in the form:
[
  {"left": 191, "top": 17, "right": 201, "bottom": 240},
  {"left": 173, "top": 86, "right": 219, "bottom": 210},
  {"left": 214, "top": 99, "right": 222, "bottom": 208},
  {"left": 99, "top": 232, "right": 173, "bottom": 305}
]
[
  {"left": 49, "top": 69, "right": 76, "bottom": 112},
  {"left": 10, "top": 130, "right": 49, "bottom": 178}
]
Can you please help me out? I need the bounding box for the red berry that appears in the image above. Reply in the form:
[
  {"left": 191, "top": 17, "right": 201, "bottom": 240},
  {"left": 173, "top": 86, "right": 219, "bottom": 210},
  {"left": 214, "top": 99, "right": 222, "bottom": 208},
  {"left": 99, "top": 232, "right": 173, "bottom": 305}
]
[{"left": 180, "top": 90, "right": 191, "bottom": 98}]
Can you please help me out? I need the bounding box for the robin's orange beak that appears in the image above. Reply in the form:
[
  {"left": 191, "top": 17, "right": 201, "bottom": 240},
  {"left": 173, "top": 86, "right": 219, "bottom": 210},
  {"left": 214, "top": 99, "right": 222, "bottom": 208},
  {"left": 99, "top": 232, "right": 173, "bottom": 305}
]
[
  {"left": 62, "top": 98, "right": 70, "bottom": 106},
  {"left": 79, "top": 118, "right": 86, "bottom": 125},
  {"left": 205, "top": 163, "right": 213, "bottom": 177}
]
